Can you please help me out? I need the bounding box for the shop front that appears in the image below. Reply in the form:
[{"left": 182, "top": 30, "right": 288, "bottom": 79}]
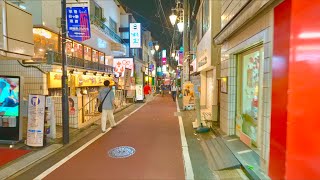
[
  {"left": 47, "top": 71, "right": 114, "bottom": 129},
  {"left": 196, "top": 28, "right": 218, "bottom": 123},
  {"left": 216, "top": 6, "right": 274, "bottom": 174}
]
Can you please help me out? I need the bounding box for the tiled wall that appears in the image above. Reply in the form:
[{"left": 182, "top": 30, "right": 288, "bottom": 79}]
[
  {"left": 0, "top": 60, "right": 51, "bottom": 97},
  {"left": 219, "top": 9, "right": 273, "bottom": 171},
  {"left": 221, "top": 0, "right": 249, "bottom": 27}
]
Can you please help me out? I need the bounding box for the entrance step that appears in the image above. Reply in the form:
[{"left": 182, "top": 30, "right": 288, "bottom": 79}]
[{"left": 202, "top": 137, "right": 241, "bottom": 171}]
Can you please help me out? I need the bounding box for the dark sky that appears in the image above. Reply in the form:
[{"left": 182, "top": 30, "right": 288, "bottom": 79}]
[{"left": 118, "top": 0, "right": 198, "bottom": 52}]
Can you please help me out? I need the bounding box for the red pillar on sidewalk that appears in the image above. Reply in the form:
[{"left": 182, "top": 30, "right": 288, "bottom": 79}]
[{"left": 270, "top": 0, "right": 320, "bottom": 179}]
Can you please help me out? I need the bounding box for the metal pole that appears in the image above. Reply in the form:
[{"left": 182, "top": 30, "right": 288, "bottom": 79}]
[
  {"left": 61, "top": 0, "right": 69, "bottom": 144},
  {"left": 183, "top": 0, "right": 189, "bottom": 83}
]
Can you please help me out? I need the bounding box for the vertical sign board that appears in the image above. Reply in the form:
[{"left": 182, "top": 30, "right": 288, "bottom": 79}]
[
  {"left": 124, "top": 68, "right": 132, "bottom": 90},
  {"left": 27, "top": 95, "right": 45, "bottom": 147},
  {"left": 129, "top": 23, "right": 141, "bottom": 48},
  {"left": 66, "top": 7, "right": 91, "bottom": 41},
  {"left": 162, "top": 49, "right": 167, "bottom": 64},
  {"left": 135, "top": 84, "right": 144, "bottom": 101}
]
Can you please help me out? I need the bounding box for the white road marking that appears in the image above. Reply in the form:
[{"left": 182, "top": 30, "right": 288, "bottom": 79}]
[
  {"left": 34, "top": 103, "right": 147, "bottom": 180},
  {"left": 176, "top": 100, "right": 194, "bottom": 180},
  {"left": 237, "top": 149, "right": 253, "bottom": 154},
  {"left": 227, "top": 138, "right": 238, "bottom": 142}
]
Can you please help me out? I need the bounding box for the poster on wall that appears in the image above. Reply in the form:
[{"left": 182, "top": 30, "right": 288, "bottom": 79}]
[
  {"left": 113, "top": 58, "right": 134, "bottom": 77},
  {"left": 27, "top": 95, "right": 45, "bottom": 147},
  {"left": 221, "top": 77, "right": 228, "bottom": 93},
  {"left": 182, "top": 81, "right": 195, "bottom": 109}
]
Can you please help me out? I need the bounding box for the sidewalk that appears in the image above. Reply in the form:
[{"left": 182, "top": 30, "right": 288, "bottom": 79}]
[
  {"left": 0, "top": 103, "right": 135, "bottom": 180},
  {"left": 176, "top": 97, "right": 249, "bottom": 180}
]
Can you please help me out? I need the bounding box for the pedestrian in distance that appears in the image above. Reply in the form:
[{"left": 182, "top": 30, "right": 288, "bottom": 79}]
[
  {"left": 161, "top": 83, "right": 165, "bottom": 97},
  {"left": 98, "top": 80, "right": 116, "bottom": 132},
  {"left": 143, "top": 81, "right": 152, "bottom": 102},
  {"left": 170, "top": 82, "right": 177, "bottom": 102}
]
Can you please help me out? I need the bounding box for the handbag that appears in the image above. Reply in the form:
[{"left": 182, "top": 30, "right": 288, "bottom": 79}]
[{"left": 98, "top": 89, "right": 111, "bottom": 113}]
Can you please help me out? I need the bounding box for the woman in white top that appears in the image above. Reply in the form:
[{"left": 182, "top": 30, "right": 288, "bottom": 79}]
[{"left": 170, "top": 83, "right": 177, "bottom": 102}]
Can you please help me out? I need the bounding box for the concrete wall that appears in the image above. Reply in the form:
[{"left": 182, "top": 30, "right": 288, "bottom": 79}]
[
  {"left": 0, "top": 60, "right": 50, "bottom": 97},
  {"left": 221, "top": 0, "right": 249, "bottom": 27}
]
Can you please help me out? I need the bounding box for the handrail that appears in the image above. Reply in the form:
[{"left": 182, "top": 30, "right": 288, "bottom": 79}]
[{"left": 78, "top": 94, "right": 99, "bottom": 112}]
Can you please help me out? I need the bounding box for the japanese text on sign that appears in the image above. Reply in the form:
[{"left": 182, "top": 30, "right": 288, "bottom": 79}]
[
  {"left": 129, "top": 23, "right": 141, "bottom": 48},
  {"left": 66, "top": 7, "right": 91, "bottom": 41}
]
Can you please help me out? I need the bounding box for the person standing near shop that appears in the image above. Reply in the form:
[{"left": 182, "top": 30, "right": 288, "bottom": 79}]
[
  {"left": 98, "top": 80, "right": 116, "bottom": 132},
  {"left": 143, "top": 81, "right": 151, "bottom": 102},
  {"left": 170, "top": 82, "right": 177, "bottom": 102}
]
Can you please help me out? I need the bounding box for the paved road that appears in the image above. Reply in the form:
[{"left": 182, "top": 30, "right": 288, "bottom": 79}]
[{"left": 13, "top": 95, "right": 185, "bottom": 180}]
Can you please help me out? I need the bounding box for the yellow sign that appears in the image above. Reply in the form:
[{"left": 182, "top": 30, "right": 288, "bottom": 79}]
[
  {"left": 75, "top": 74, "right": 114, "bottom": 87},
  {"left": 47, "top": 72, "right": 71, "bottom": 88},
  {"left": 183, "top": 81, "right": 195, "bottom": 108},
  {"left": 48, "top": 72, "right": 114, "bottom": 88}
]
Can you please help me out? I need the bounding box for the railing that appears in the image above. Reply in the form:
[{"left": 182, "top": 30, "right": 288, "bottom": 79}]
[
  {"left": 46, "top": 50, "right": 113, "bottom": 72},
  {"left": 90, "top": 16, "right": 124, "bottom": 44}
]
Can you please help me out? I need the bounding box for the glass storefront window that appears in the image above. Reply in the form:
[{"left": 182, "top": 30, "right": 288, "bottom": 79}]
[
  {"left": 99, "top": 52, "right": 104, "bottom": 65},
  {"left": 74, "top": 42, "right": 83, "bottom": 59},
  {"left": 237, "top": 46, "right": 264, "bottom": 146},
  {"left": 92, "top": 50, "right": 98, "bottom": 62},
  {"left": 84, "top": 46, "right": 91, "bottom": 61},
  {"left": 33, "top": 28, "right": 59, "bottom": 60},
  {"left": 66, "top": 40, "right": 73, "bottom": 56}
]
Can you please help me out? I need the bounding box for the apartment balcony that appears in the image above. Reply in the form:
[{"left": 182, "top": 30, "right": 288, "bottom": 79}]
[
  {"left": 90, "top": 16, "right": 126, "bottom": 55},
  {"left": 46, "top": 51, "right": 113, "bottom": 73}
]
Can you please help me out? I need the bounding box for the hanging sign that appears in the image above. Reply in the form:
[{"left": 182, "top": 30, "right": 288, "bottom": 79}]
[
  {"left": 66, "top": 7, "right": 91, "bottom": 41},
  {"left": 27, "top": 95, "right": 46, "bottom": 147},
  {"left": 129, "top": 23, "right": 141, "bottom": 48}
]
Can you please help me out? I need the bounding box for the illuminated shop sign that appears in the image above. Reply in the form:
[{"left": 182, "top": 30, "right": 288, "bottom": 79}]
[
  {"left": 162, "top": 49, "right": 166, "bottom": 64},
  {"left": 129, "top": 23, "right": 141, "bottom": 48},
  {"left": 66, "top": 7, "right": 91, "bottom": 41},
  {"left": 113, "top": 58, "right": 134, "bottom": 77}
]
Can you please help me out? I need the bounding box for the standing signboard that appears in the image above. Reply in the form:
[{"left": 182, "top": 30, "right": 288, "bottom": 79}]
[
  {"left": 66, "top": 7, "right": 91, "bottom": 41},
  {"left": 135, "top": 84, "right": 144, "bottom": 101},
  {"left": 129, "top": 23, "right": 141, "bottom": 48},
  {"left": 182, "top": 81, "right": 195, "bottom": 110},
  {"left": 26, "top": 95, "right": 45, "bottom": 147}
]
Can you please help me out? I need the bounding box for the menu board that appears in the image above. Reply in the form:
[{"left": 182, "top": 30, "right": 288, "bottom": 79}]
[{"left": 26, "top": 95, "right": 45, "bottom": 147}]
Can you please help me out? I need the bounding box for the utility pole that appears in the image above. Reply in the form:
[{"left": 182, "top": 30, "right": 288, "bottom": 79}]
[
  {"left": 183, "top": 0, "right": 189, "bottom": 83},
  {"left": 61, "top": 0, "right": 69, "bottom": 144}
]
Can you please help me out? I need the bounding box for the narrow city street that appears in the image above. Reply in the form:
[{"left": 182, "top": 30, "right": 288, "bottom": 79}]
[{"left": 12, "top": 95, "right": 186, "bottom": 179}]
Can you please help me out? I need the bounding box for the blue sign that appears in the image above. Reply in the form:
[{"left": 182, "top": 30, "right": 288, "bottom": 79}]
[
  {"left": 66, "top": 7, "right": 91, "bottom": 41},
  {"left": 31, "top": 97, "right": 40, "bottom": 106}
]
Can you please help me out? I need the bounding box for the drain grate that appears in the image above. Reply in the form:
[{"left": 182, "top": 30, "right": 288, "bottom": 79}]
[{"left": 108, "top": 146, "right": 135, "bottom": 158}]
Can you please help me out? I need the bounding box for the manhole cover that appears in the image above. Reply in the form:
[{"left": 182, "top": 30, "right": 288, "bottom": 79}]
[{"left": 108, "top": 146, "right": 135, "bottom": 158}]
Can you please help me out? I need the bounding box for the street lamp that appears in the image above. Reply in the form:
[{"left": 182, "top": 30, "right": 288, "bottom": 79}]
[
  {"left": 169, "top": 11, "right": 177, "bottom": 26},
  {"left": 155, "top": 44, "right": 160, "bottom": 51},
  {"left": 177, "top": 21, "right": 184, "bottom": 32},
  {"left": 169, "top": 1, "right": 184, "bottom": 32},
  {"left": 151, "top": 49, "right": 155, "bottom": 55}
]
